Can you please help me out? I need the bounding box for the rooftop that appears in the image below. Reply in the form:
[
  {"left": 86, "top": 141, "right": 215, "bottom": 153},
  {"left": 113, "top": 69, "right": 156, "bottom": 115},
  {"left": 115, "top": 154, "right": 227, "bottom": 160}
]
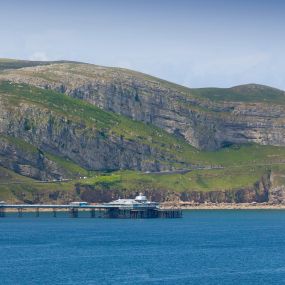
[{"left": 105, "top": 193, "right": 159, "bottom": 209}]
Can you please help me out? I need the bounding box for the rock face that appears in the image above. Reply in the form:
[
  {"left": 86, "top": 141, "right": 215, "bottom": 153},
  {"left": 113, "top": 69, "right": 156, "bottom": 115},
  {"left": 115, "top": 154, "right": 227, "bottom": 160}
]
[
  {"left": 0, "top": 89, "right": 186, "bottom": 176},
  {"left": 2, "top": 112, "right": 142, "bottom": 172},
  {"left": 269, "top": 186, "right": 285, "bottom": 204},
  {"left": 1, "top": 63, "right": 285, "bottom": 150},
  {"left": 0, "top": 137, "right": 67, "bottom": 180},
  {"left": 268, "top": 172, "right": 285, "bottom": 204}
]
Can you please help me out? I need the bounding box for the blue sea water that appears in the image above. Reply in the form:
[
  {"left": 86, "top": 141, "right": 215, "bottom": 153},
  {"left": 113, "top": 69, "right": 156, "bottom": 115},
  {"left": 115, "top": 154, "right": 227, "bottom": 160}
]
[{"left": 0, "top": 210, "right": 285, "bottom": 285}]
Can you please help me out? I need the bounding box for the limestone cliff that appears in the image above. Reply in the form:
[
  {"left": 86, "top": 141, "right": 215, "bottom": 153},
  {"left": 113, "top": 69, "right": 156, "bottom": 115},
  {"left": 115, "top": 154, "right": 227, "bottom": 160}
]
[
  {"left": 1, "top": 63, "right": 284, "bottom": 150},
  {"left": 0, "top": 81, "right": 195, "bottom": 178},
  {"left": 0, "top": 137, "right": 69, "bottom": 180}
]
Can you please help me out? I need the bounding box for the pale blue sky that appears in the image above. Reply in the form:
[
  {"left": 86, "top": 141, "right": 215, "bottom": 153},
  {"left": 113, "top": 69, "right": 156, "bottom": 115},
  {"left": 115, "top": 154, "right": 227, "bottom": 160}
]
[{"left": 0, "top": 0, "right": 284, "bottom": 89}]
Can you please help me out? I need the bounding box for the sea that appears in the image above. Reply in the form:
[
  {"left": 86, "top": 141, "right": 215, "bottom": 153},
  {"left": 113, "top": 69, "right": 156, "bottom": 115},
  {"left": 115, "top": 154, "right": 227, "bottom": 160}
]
[{"left": 0, "top": 210, "right": 285, "bottom": 285}]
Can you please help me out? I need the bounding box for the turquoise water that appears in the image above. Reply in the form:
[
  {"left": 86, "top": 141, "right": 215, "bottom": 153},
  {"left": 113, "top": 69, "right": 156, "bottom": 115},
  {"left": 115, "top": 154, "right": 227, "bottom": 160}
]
[{"left": 1, "top": 210, "right": 285, "bottom": 284}]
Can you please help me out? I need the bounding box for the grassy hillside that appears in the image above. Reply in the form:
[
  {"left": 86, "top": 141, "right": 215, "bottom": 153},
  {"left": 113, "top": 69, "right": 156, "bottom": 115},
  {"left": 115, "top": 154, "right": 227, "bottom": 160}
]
[
  {"left": 78, "top": 146, "right": 285, "bottom": 194},
  {"left": 0, "top": 59, "right": 284, "bottom": 203},
  {"left": 0, "top": 166, "right": 75, "bottom": 203},
  {"left": 191, "top": 84, "right": 285, "bottom": 104},
  {"left": 0, "top": 58, "right": 78, "bottom": 71},
  {"left": 1, "top": 80, "right": 285, "bottom": 199},
  {"left": 2, "top": 59, "right": 284, "bottom": 105},
  {"left": 1, "top": 139, "right": 285, "bottom": 202},
  {"left": 78, "top": 167, "right": 264, "bottom": 193},
  {"left": 1, "top": 161, "right": 284, "bottom": 203}
]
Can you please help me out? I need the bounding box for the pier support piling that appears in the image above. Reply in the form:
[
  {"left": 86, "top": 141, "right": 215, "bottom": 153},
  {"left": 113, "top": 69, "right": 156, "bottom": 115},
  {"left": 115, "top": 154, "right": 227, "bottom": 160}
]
[
  {"left": 70, "top": 208, "right": 79, "bottom": 218},
  {"left": 18, "top": 208, "right": 23, "bottom": 218},
  {"left": 0, "top": 207, "right": 5, "bottom": 218},
  {"left": 35, "top": 208, "right": 39, "bottom": 217},
  {"left": 90, "top": 209, "right": 96, "bottom": 218}
]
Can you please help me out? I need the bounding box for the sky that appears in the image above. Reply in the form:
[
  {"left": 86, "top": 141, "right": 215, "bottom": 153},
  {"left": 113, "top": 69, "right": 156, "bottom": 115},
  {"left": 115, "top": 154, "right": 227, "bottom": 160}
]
[{"left": 0, "top": 0, "right": 284, "bottom": 89}]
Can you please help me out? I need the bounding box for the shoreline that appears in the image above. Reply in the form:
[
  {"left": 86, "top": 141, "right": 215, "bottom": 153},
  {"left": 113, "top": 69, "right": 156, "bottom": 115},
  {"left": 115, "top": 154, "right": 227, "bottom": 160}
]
[
  {"left": 161, "top": 202, "right": 285, "bottom": 210},
  {"left": 2, "top": 203, "right": 285, "bottom": 212}
]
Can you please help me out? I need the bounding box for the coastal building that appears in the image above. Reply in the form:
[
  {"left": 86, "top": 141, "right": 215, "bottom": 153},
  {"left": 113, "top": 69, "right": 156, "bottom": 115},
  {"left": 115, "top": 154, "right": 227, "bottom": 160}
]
[{"left": 104, "top": 193, "right": 159, "bottom": 209}]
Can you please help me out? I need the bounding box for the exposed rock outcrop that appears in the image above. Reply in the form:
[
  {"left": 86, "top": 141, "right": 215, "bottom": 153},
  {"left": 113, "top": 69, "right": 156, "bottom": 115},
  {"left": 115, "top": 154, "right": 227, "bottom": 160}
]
[
  {"left": 1, "top": 63, "right": 285, "bottom": 150},
  {"left": 0, "top": 137, "right": 68, "bottom": 180},
  {"left": 269, "top": 186, "right": 285, "bottom": 204},
  {"left": 0, "top": 93, "right": 186, "bottom": 177},
  {"left": 268, "top": 172, "right": 285, "bottom": 204}
]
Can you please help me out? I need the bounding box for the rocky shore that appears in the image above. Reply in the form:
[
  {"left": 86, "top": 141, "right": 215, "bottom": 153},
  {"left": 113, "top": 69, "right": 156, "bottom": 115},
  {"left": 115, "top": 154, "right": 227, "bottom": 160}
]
[{"left": 161, "top": 202, "right": 285, "bottom": 210}]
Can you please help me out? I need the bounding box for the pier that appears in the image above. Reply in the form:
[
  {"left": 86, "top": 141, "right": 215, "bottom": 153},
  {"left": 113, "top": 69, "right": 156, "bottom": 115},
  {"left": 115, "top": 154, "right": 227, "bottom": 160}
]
[{"left": 0, "top": 194, "right": 182, "bottom": 219}]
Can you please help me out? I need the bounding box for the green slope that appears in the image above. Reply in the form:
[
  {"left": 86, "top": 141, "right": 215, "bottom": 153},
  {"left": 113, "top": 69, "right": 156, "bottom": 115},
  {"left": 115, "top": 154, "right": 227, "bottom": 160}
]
[
  {"left": 0, "top": 60, "right": 284, "bottom": 202},
  {"left": 190, "top": 84, "right": 285, "bottom": 104},
  {"left": 0, "top": 58, "right": 79, "bottom": 71},
  {"left": 0, "top": 166, "right": 76, "bottom": 203},
  {"left": 1, "top": 58, "right": 285, "bottom": 106}
]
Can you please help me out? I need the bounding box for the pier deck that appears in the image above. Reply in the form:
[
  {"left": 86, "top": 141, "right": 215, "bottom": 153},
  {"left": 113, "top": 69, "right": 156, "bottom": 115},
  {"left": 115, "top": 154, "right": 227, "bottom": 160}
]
[{"left": 0, "top": 204, "right": 182, "bottom": 219}]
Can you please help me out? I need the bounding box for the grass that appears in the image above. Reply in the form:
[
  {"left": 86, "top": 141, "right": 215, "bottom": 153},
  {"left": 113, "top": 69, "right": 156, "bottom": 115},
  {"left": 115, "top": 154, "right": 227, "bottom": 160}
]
[
  {"left": 2, "top": 59, "right": 285, "bottom": 105},
  {"left": 0, "top": 162, "right": 278, "bottom": 203},
  {"left": 46, "top": 153, "right": 89, "bottom": 177},
  {"left": 0, "top": 166, "right": 77, "bottom": 202},
  {"left": 1, "top": 134, "right": 38, "bottom": 154},
  {"left": 2, "top": 131, "right": 282, "bottom": 199},
  {"left": 0, "top": 58, "right": 78, "bottom": 71},
  {"left": 0, "top": 164, "right": 266, "bottom": 202},
  {"left": 0, "top": 73, "right": 285, "bottom": 201},
  {"left": 78, "top": 165, "right": 268, "bottom": 193},
  {"left": 186, "top": 143, "right": 285, "bottom": 167},
  {"left": 190, "top": 85, "right": 285, "bottom": 105}
]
